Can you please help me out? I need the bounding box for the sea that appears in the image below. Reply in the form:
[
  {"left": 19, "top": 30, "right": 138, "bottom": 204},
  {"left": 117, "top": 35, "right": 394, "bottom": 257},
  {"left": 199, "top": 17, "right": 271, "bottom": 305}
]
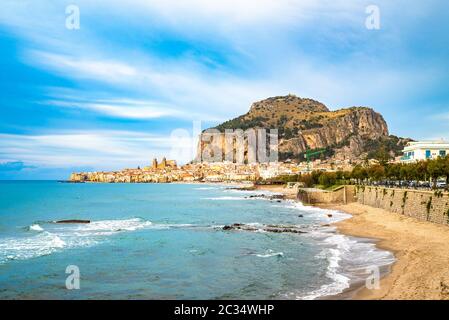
[{"left": 0, "top": 181, "right": 395, "bottom": 299}]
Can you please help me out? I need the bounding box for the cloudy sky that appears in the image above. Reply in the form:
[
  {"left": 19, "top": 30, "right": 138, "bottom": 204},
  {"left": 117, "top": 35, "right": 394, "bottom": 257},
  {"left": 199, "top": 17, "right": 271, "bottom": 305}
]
[{"left": 0, "top": 0, "right": 448, "bottom": 179}]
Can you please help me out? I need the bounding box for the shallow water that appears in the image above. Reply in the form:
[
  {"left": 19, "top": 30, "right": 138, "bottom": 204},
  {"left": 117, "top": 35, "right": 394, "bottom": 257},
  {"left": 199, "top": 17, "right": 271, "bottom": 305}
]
[{"left": 0, "top": 181, "right": 394, "bottom": 299}]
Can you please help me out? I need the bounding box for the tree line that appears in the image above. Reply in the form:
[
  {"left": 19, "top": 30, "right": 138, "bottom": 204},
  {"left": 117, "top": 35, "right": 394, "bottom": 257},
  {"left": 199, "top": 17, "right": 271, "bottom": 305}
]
[
  {"left": 265, "top": 156, "right": 449, "bottom": 189},
  {"left": 351, "top": 156, "right": 449, "bottom": 187}
]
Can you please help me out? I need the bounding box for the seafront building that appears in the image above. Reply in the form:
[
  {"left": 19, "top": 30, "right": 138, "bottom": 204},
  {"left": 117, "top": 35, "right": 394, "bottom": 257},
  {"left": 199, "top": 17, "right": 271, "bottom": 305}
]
[{"left": 400, "top": 140, "right": 449, "bottom": 163}]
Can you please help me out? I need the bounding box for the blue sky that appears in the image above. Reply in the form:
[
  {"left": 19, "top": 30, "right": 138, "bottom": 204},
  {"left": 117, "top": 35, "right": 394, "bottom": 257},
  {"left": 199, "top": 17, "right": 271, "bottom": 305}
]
[{"left": 1, "top": 0, "right": 449, "bottom": 179}]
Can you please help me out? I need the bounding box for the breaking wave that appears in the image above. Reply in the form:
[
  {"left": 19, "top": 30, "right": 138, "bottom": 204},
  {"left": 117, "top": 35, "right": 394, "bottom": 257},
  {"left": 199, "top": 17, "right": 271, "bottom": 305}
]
[
  {"left": 0, "top": 218, "right": 228, "bottom": 264},
  {"left": 202, "top": 196, "right": 250, "bottom": 201},
  {"left": 0, "top": 231, "right": 67, "bottom": 264},
  {"left": 0, "top": 218, "right": 153, "bottom": 264},
  {"left": 287, "top": 199, "right": 395, "bottom": 299},
  {"left": 255, "top": 249, "right": 284, "bottom": 258},
  {"left": 28, "top": 224, "right": 44, "bottom": 232}
]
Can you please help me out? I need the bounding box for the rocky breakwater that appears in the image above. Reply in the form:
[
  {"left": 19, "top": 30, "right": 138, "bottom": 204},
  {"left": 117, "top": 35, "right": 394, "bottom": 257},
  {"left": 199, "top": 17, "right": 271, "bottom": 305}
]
[
  {"left": 244, "top": 194, "right": 285, "bottom": 202},
  {"left": 222, "top": 223, "right": 307, "bottom": 234}
]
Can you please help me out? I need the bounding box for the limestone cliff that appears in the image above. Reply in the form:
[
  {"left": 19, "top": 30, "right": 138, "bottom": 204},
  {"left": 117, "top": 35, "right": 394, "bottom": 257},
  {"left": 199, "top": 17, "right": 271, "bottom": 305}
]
[{"left": 197, "top": 95, "right": 407, "bottom": 162}]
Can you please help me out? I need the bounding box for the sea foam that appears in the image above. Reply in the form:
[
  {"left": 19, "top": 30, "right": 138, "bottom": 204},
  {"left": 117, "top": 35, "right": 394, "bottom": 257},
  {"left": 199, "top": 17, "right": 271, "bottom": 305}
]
[
  {"left": 255, "top": 249, "right": 284, "bottom": 258},
  {"left": 0, "top": 218, "right": 153, "bottom": 264},
  {"left": 29, "top": 224, "right": 44, "bottom": 232},
  {"left": 294, "top": 229, "right": 394, "bottom": 300},
  {"left": 253, "top": 196, "right": 394, "bottom": 300}
]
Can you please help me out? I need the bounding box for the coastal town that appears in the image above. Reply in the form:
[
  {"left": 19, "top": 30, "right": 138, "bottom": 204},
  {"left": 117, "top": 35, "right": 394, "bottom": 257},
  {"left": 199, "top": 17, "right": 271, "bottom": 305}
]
[
  {"left": 69, "top": 149, "right": 360, "bottom": 183},
  {"left": 69, "top": 157, "right": 309, "bottom": 183},
  {"left": 69, "top": 140, "right": 449, "bottom": 185}
]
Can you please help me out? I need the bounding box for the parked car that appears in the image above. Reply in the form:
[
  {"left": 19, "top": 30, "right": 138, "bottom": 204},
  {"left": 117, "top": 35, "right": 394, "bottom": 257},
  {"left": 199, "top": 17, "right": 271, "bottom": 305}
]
[
  {"left": 418, "top": 181, "right": 431, "bottom": 189},
  {"left": 436, "top": 181, "right": 447, "bottom": 189},
  {"left": 408, "top": 181, "right": 418, "bottom": 188}
]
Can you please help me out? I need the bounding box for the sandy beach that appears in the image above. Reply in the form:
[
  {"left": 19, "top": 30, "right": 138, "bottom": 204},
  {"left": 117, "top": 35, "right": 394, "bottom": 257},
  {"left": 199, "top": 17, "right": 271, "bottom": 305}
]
[
  {"left": 329, "top": 202, "right": 449, "bottom": 300},
  {"left": 255, "top": 184, "right": 449, "bottom": 300}
]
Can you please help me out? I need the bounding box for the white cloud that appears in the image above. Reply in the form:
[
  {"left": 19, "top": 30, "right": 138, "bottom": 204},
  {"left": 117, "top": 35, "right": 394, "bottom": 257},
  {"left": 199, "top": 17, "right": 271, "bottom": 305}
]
[
  {"left": 44, "top": 99, "right": 180, "bottom": 120},
  {"left": 109, "top": 0, "right": 363, "bottom": 32},
  {"left": 131, "top": 0, "right": 309, "bottom": 26},
  {"left": 0, "top": 130, "right": 196, "bottom": 170},
  {"left": 8, "top": 0, "right": 434, "bottom": 123},
  {"left": 29, "top": 51, "right": 138, "bottom": 84},
  {"left": 27, "top": 50, "right": 277, "bottom": 120},
  {"left": 85, "top": 103, "right": 169, "bottom": 119},
  {"left": 26, "top": 44, "right": 445, "bottom": 130}
]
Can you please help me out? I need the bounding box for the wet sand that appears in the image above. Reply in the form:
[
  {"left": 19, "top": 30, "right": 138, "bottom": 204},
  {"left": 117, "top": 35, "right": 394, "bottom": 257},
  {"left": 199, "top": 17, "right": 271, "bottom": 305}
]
[{"left": 325, "top": 202, "right": 449, "bottom": 300}]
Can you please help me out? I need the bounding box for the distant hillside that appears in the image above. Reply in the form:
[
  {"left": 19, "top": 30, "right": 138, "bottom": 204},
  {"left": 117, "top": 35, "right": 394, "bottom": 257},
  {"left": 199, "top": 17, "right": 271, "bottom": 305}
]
[{"left": 198, "top": 95, "right": 411, "bottom": 162}]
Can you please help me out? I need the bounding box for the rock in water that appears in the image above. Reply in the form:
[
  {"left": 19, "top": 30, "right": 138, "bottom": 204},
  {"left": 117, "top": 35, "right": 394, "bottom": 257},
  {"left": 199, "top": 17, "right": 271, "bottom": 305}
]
[
  {"left": 222, "top": 223, "right": 306, "bottom": 234},
  {"left": 55, "top": 219, "right": 91, "bottom": 224},
  {"left": 246, "top": 194, "right": 285, "bottom": 201}
]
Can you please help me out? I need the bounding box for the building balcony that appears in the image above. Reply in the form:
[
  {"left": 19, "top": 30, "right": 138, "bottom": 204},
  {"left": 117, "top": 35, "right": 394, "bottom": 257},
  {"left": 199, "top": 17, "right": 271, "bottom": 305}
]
[{"left": 400, "top": 155, "right": 412, "bottom": 161}]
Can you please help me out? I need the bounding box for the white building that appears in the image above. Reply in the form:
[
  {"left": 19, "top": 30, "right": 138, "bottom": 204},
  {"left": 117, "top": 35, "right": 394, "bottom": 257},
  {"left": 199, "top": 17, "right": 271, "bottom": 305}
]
[{"left": 401, "top": 140, "right": 449, "bottom": 163}]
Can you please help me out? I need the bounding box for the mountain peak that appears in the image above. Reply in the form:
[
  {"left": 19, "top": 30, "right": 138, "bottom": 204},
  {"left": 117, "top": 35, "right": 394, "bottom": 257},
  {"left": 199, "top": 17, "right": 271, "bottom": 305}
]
[{"left": 249, "top": 95, "right": 330, "bottom": 113}]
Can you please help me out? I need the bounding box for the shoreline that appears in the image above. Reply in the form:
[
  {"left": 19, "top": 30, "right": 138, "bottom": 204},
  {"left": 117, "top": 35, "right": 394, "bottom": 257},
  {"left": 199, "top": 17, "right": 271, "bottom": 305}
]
[
  {"left": 254, "top": 184, "right": 391, "bottom": 300},
  {"left": 323, "top": 202, "right": 449, "bottom": 300},
  {"left": 254, "top": 184, "right": 449, "bottom": 300}
]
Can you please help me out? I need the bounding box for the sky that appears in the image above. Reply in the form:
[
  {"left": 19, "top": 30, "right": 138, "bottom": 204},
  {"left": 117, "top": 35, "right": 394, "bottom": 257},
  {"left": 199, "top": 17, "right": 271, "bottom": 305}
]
[{"left": 0, "top": 0, "right": 448, "bottom": 179}]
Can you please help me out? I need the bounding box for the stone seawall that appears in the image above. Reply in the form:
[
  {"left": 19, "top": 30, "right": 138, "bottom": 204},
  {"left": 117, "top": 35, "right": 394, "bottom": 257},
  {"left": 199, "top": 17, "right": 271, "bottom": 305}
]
[
  {"left": 297, "top": 186, "right": 356, "bottom": 204},
  {"left": 355, "top": 186, "right": 449, "bottom": 226}
]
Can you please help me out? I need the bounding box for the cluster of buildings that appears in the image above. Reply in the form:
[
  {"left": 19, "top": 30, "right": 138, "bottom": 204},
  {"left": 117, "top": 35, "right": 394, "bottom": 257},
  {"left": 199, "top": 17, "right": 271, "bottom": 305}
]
[
  {"left": 70, "top": 157, "right": 181, "bottom": 183},
  {"left": 69, "top": 157, "right": 354, "bottom": 184},
  {"left": 69, "top": 140, "right": 449, "bottom": 184}
]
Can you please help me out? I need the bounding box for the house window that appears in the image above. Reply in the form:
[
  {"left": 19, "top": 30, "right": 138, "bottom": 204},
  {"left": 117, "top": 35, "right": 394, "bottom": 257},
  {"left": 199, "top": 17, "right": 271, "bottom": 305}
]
[
  {"left": 440, "top": 150, "right": 447, "bottom": 157},
  {"left": 426, "top": 150, "right": 431, "bottom": 159}
]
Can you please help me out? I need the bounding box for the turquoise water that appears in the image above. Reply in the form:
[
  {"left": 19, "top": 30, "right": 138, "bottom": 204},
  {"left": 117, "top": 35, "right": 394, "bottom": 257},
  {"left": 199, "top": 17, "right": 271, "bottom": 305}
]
[{"left": 0, "top": 181, "right": 394, "bottom": 299}]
